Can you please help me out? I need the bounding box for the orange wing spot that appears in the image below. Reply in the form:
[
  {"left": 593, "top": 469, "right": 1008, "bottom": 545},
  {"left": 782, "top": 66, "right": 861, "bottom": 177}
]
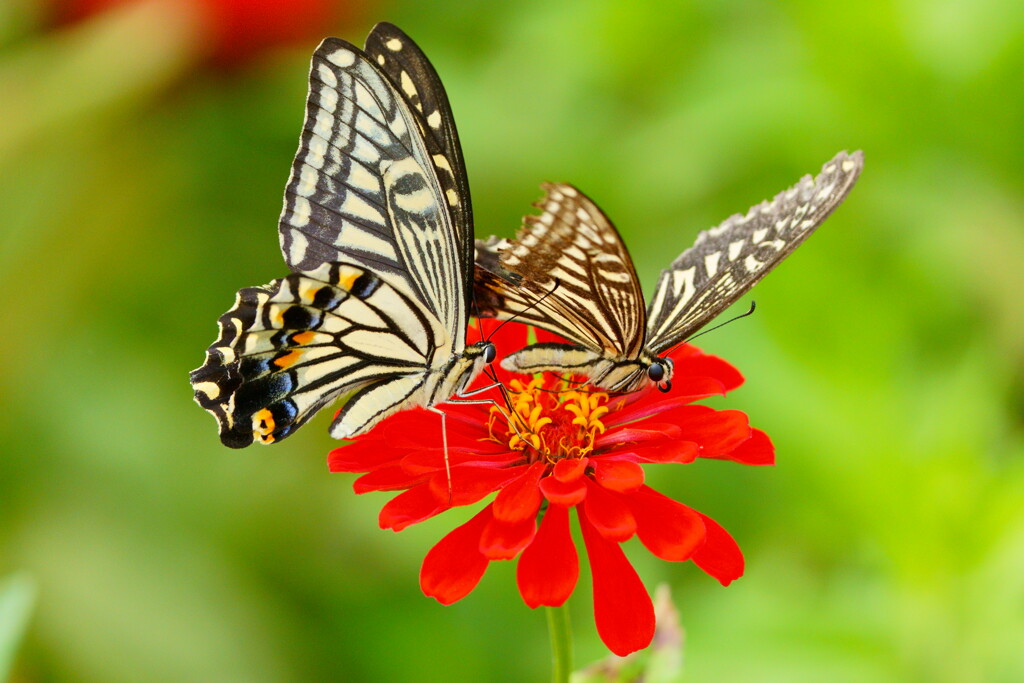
[
  {"left": 336, "top": 266, "right": 363, "bottom": 291},
  {"left": 273, "top": 349, "right": 303, "bottom": 369},
  {"left": 253, "top": 408, "right": 275, "bottom": 440},
  {"left": 292, "top": 331, "right": 317, "bottom": 346}
]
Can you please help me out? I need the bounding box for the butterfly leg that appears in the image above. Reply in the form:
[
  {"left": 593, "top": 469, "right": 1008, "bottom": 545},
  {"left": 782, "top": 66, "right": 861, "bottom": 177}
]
[
  {"left": 424, "top": 405, "right": 453, "bottom": 505},
  {"left": 449, "top": 382, "right": 534, "bottom": 454},
  {"left": 426, "top": 381, "right": 511, "bottom": 503}
]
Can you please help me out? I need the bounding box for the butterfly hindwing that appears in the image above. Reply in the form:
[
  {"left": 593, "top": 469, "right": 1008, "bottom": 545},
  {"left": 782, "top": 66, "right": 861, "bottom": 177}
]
[
  {"left": 645, "top": 150, "right": 864, "bottom": 353},
  {"left": 190, "top": 263, "right": 443, "bottom": 447}
]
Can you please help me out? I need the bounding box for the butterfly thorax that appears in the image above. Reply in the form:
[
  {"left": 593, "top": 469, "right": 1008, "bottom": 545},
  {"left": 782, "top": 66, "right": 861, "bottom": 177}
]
[
  {"left": 423, "top": 340, "right": 495, "bottom": 405},
  {"left": 589, "top": 350, "right": 673, "bottom": 393}
]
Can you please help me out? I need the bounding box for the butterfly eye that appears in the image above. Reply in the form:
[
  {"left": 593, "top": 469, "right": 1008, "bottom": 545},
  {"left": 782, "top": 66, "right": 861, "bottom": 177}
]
[
  {"left": 647, "top": 362, "right": 665, "bottom": 382},
  {"left": 483, "top": 343, "right": 497, "bottom": 364},
  {"left": 657, "top": 380, "right": 672, "bottom": 393}
]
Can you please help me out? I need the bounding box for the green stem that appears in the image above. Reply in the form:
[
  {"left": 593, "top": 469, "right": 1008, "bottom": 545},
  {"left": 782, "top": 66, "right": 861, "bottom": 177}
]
[{"left": 546, "top": 603, "right": 573, "bottom": 683}]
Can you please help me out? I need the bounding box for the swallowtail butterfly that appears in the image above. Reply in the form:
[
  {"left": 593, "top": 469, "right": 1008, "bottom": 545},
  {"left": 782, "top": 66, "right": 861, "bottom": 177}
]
[
  {"left": 191, "top": 23, "right": 495, "bottom": 448},
  {"left": 475, "top": 150, "right": 863, "bottom": 392}
]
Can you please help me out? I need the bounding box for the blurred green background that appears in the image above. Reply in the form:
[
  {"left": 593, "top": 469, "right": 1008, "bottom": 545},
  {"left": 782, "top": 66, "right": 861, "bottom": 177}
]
[{"left": 2, "top": 0, "right": 1023, "bottom": 681}]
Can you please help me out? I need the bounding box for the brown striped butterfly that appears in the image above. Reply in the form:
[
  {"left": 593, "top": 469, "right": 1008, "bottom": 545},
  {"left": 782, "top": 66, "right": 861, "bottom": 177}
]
[{"left": 474, "top": 151, "right": 863, "bottom": 392}]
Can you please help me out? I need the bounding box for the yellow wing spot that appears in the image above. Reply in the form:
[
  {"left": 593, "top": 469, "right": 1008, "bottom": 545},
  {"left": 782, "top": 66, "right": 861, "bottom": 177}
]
[
  {"left": 292, "top": 331, "right": 317, "bottom": 346},
  {"left": 300, "top": 284, "right": 321, "bottom": 304},
  {"left": 273, "top": 305, "right": 286, "bottom": 325},
  {"left": 273, "top": 350, "right": 303, "bottom": 369},
  {"left": 253, "top": 409, "right": 275, "bottom": 442},
  {"left": 336, "top": 265, "right": 364, "bottom": 291}
]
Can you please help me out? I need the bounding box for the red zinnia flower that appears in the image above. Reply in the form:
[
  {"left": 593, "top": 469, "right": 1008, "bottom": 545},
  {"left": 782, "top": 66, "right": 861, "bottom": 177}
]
[{"left": 328, "top": 321, "right": 774, "bottom": 656}]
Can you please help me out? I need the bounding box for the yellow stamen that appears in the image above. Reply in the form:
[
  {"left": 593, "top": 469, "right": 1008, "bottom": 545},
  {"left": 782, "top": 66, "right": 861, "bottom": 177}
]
[{"left": 487, "top": 378, "right": 610, "bottom": 463}]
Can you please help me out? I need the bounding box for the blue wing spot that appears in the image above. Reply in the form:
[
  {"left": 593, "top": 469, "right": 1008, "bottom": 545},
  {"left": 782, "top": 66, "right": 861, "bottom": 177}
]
[{"left": 351, "top": 272, "right": 382, "bottom": 299}]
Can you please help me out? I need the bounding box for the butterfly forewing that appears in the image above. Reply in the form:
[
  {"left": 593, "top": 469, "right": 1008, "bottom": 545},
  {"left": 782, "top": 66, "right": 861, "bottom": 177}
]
[
  {"left": 364, "top": 22, "right": 474, "bottom": 306},
  {"left": 278, "top": 37, "right": 465, "bottom": 341},
  {"left": 475, "top": 183, "right": 645, "bottom": 356},
  {"left": 645, "top": 150, "right": 864, "bottom": 354}
]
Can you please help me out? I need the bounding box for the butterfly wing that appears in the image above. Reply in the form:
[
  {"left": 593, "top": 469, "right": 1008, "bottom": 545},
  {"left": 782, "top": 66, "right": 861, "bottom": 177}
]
[
  {"left": 364, "top": 22, "right": 474, "bottom": 312},
  {"left": 474, "top": 183, "right": 646, "bottom": 358},
  {"left": 190, "top": 263, "right": 445, "bottom": 448},
  {"left": 277, "top": 36, "right": 466, "bottom": 344},
  {"left": 645, "top": 150, "right": 864, "bottom": 354}
]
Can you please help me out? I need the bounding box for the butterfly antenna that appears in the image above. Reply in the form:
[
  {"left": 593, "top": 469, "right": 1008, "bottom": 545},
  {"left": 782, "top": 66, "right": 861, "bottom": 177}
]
[
  {"left": 484, "top": 280, "right": 561, "bottom": 342},
  {"left": 523, "top": 378, "right": 633, "bottom": 397},
  {"left": 683, "top": 300, "right": 757, "bottom": 345}
]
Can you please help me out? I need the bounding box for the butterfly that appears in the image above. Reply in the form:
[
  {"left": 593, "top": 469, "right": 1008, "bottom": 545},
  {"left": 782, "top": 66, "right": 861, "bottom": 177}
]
[
  {"left": 474, "top": 150, "right": 864, "bottom": 393},
  {"left": 191, "top": 23, "right": 495, "bottom": 448}
]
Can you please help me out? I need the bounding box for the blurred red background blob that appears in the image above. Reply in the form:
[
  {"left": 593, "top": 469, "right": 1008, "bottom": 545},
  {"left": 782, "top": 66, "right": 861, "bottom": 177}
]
[{"left": 49, "top": 0, "right": 361, "bottom": 66}]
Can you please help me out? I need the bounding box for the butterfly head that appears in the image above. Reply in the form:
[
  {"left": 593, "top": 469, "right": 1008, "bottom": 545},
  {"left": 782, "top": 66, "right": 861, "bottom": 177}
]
[
  {"left": 482, "top": 341, "right": 497, "bottom": 365},
  {"left": 642, "top": 353, "right": 674, "bottom": 393},
  {"left": 453, "top": 340, "right": 497, "bottom": 392}
]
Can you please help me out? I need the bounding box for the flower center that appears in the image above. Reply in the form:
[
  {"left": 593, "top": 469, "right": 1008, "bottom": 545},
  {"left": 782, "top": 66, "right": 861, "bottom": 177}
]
[{"left": 489, "top": 378, "right": 610, "bottom": 463}]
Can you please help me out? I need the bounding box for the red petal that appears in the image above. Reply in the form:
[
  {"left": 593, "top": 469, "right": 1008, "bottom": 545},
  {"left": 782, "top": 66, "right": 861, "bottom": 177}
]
[
  {"left": 630, "top": 486, "right": 706, "bottom": 561},
  {"left": 427, "top": 464, "right": 529, "bottom": 506},
  {"left": 517, "top": 505, "right": 579, "bottom": 607},
  {"left": 713, "top": 428, "right": 775, "bottom": 465},
  {"left": 590, "top": 459, "right": 645, "bottom": 493},
  {"left": 691, "top": 513, "right": 745, "bottom": 585},
  {"left": 595, "top": 423, "right": 682, "bottom": 448},
  {"left": 420, "top": 506, "right": 493, "bottom": 604},
  {"left": 552, "top": 457, "right": 588, "bottom": 482},
  {"left": 672, "top": 348, "right": 744, "bottom": 392},
  {"left": 378, "top": 409, "right": 494, "bottom": 450},
  {"left": 619, "top": 440, "right": 699, "bottom": 464},
  {"left": 353, "top": 468, "right": 426, "bottom": 493},
  {"left": 378, "top": 484, "right": 446, "bottom": 531},
  {"left": 579, "top": 507, "right": 655, "bottom": 656},
  {"left": 539, "top": 474, "right": 587, "bottom": 507},
  {"left": 401, "top": 447, "right": 523, "bottom": 475},
  {"left": 468, "top": 317, "right": 529, "bottom": 348},
  {"left": 583, "top": 479, "right": 636, "bottom": 542},
  {"left": 492, "top": 462, "right": 546, "bottom": 523},
  {"left": 328, "top": 442, "right": 401, "bottom": 472},
  {"left": 480, "top": 516, "right": 537, "bottom": 560},
  {"left": 605, "top": 388, "right": 724, "bottom": 425},
  {"left": 656, "top": 405, "right": 751, "bottom": 456}
]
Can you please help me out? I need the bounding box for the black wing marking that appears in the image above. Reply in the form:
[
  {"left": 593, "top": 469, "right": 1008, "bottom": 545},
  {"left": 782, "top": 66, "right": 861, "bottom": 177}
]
[{"left": 645, "top": 150, "right": 864, "bottom": 354}]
